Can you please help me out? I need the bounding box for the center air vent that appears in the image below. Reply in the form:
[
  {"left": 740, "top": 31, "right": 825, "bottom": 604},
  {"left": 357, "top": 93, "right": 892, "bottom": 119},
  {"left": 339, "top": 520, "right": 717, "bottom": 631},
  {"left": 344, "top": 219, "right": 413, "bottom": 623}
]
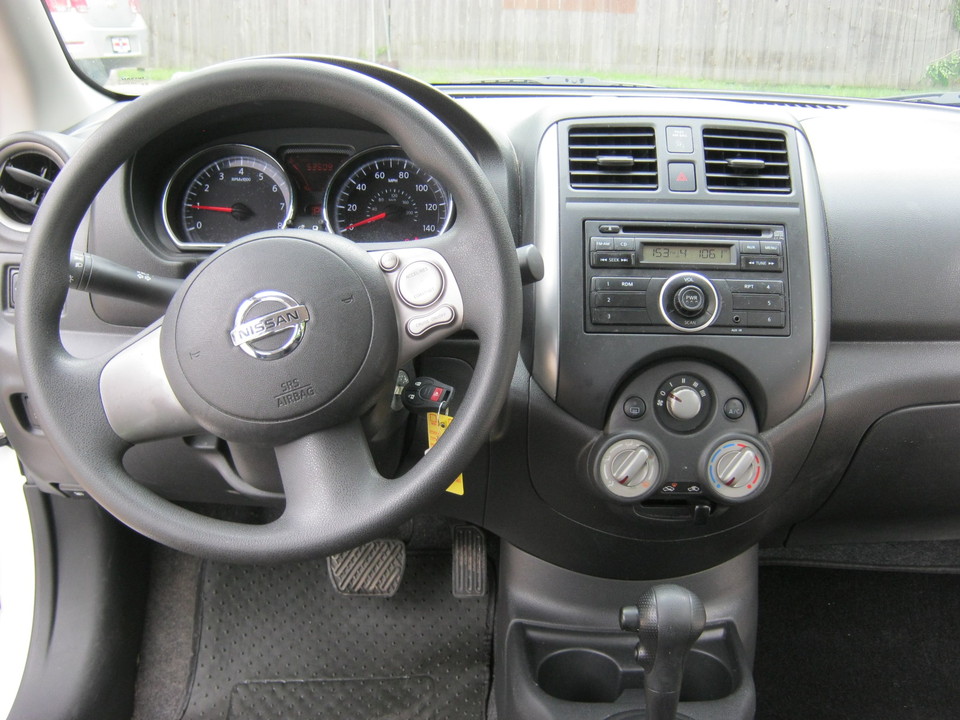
[
  {"left": 703, "top": 128, "right": 790, "bottom": 193},
  {"left": 569, "top": 126, "right": 658, "bottom": 190},
  {"left": 0, "top": 148, "right": 63, "bottom": 227}
]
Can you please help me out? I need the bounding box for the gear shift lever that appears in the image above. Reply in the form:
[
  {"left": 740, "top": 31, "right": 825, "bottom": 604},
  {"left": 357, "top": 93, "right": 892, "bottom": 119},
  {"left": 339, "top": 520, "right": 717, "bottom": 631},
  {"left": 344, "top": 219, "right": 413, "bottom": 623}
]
[{"left": 620, "top": 584, "right": 706, "bottom": 720}]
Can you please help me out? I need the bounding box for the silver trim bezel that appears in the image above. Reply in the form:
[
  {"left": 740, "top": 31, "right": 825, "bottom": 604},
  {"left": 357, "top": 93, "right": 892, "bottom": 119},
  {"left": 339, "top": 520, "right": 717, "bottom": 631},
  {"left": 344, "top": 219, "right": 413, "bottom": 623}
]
[
  {"left": 160, "top": 143, "right": 295, "bottom": 252},
  {"left": 322, "top": 146, "right": 454, "bottom": 243},
  {"left": 531, "top": 124, "right": 561, "bottom": 400},
  {"left": 795, "top": 131, "right": 830, "bottom": 399}
]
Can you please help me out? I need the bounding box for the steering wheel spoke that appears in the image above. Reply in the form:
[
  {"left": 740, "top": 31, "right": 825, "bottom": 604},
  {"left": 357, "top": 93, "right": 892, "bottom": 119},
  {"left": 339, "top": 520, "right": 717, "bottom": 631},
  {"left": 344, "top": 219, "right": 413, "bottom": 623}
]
[
  {"left": 99, "top": 323, "right": 202, "bottom": 443},
  {"left": 274, "top": 421, "right": 387, "bottom": 536},
  {"left": 369, "top": 243, "right": 467, "bottom": 364}
]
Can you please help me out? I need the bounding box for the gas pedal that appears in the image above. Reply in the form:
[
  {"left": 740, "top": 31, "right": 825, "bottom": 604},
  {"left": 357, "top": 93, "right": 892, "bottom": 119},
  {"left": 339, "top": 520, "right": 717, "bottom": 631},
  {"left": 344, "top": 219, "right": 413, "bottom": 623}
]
[
  {"left": 327, "top": 539, "right": 406, "bottom": 597},
  {"left": 452, "top": 525, "right": 488, "bottom": 598}
]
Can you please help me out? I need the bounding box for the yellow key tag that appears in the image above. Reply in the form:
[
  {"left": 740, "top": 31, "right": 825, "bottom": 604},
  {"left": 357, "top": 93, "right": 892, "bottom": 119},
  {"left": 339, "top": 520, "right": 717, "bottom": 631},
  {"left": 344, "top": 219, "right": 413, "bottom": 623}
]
[{"left": 427, "top": 412, "right": 464, "bottom": 495}]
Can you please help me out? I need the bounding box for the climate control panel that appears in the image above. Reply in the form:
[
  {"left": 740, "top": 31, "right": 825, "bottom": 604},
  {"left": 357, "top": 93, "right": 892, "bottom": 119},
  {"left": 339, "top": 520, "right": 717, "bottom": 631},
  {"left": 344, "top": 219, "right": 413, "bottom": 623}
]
[{"left": 591, "top": 361, "right": 771, "bottom": 514}]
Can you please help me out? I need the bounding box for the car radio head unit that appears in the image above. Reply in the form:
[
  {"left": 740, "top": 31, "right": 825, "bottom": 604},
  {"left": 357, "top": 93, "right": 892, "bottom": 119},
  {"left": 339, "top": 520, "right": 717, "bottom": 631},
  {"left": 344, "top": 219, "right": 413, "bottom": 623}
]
[{"left": 584, "top": 221, "right": 789, "bottom": 335}]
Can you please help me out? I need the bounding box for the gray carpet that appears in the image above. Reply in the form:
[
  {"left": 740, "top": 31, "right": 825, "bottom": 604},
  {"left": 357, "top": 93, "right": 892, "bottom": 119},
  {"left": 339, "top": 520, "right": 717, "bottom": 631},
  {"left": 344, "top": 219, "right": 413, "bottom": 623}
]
[{"left": 133, "top": 527, "right": 492, "bottom": 720}]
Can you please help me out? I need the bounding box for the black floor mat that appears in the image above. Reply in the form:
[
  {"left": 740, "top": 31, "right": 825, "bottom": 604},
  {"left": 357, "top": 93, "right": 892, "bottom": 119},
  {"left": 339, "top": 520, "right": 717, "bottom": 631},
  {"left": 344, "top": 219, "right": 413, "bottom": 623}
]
[
  {"left": 756, "top": 566, "right": 960, "bottom": 720},
  {"left": 176, "top": 551, "right": 492, "bottom": 720}
]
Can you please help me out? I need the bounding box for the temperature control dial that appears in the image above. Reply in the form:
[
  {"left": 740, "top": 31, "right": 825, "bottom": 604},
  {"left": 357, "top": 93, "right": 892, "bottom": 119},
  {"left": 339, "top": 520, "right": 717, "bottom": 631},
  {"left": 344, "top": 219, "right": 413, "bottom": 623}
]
[
  {"left": 704, "top": 437, "right": 770, "bottom": 503},
  {"left": 596, "top": 436, "right": 663, "bottom": 501}
]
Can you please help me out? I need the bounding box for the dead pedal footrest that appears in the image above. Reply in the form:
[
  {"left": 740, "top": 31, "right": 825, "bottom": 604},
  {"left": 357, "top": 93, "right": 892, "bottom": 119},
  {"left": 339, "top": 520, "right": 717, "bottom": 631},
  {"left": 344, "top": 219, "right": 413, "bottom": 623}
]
[
  {"left": 327, "top": 539, "right": 406, "bottom": 597},
  {"left": 452, "top": 525, "right": 487, "bottom": 598}
]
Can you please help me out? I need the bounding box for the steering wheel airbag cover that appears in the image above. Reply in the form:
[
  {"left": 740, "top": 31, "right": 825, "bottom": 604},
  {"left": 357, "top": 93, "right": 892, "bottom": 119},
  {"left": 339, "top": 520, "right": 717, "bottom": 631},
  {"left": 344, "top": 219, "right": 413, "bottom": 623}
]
[{"left": 161, "top": 232, "right": 396, "bottom": 444}]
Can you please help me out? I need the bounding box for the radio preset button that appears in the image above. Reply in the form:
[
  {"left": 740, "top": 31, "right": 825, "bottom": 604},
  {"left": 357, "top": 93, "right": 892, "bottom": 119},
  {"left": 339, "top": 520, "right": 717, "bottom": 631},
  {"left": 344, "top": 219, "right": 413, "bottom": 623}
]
[
  {"left": 592, "top": 308, "right": 649, "bottom": 325},
  {"left": 593, "top": 292, "right": 646, "bottom": 308},
  {"left": 744, "top": 310, "right": 785, "bottom": 328},
  {"left": 726, "top": 279, "right": 784, "bottom": 294},
  {"left": 732, "top": 293, "right": 785, "bottom": 311},
  {"left": 593, "top": 277, "right": 650, "bottom": 292}
]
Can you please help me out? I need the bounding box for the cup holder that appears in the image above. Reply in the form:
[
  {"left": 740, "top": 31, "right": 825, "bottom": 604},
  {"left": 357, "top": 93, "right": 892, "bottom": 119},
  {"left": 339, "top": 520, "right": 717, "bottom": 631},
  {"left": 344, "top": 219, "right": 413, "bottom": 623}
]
[
  {"left": 529, "top": 624, "right": 740, "bottom": 705},
  {"left": 537, "top": 649, "right": 623, "bottom": 703},
  {"left": 678, "top": 650, "right": 734, "bottom": 701}
]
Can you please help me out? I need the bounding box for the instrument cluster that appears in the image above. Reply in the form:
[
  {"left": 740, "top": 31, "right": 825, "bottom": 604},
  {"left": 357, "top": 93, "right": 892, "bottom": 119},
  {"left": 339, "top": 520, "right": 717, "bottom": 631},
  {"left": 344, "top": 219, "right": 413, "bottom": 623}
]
[{"left": 161, "top": 143, "right": 453, "bottom": 250}]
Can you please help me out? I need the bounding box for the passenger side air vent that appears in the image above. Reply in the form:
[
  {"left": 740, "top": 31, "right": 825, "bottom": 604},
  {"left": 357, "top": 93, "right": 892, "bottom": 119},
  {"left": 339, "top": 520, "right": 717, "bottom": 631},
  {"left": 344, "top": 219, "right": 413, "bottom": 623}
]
[
  {"left": 569, "top": 126, "right": 658, "bottom": 190},
  {"left": 0, "top": 149, "right": 63, "bottom": 227},
  {"left": 702, "top": 128, "right": 790, "bottom": 193}
]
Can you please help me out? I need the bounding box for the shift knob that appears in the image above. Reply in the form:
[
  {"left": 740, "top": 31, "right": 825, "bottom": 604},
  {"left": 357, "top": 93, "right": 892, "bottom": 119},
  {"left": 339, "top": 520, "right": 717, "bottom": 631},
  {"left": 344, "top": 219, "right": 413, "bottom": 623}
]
[{"left": 620, "top": 584, "right": 706, "bottom": 720}]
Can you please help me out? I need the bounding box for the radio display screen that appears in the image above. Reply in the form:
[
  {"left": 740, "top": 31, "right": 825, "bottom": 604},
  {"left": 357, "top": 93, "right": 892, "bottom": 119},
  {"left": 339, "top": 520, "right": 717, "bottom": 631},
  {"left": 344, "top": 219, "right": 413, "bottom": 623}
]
[{"left": 642, "top": 244, "right": 734, "bottom": 265}]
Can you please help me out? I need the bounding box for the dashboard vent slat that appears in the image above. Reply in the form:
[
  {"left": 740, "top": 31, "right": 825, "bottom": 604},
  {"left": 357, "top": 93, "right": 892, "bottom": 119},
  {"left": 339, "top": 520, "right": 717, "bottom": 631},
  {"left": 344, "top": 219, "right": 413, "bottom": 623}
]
[
  {"left": 0, "top": 150, "right": 62, "bottom": 226},
  {"left": 702, "top": 128, "right": 791, "bottom": 193},
  {"left": 569, "top": 126, "right": 658, "bottom": 190}
]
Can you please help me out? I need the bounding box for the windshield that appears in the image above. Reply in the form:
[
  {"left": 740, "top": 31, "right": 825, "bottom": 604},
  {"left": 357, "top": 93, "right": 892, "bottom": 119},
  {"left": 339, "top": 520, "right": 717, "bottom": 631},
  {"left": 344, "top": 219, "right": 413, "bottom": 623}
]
[{"left": 44, "top": 0, "right": 960, "bottom": 98}]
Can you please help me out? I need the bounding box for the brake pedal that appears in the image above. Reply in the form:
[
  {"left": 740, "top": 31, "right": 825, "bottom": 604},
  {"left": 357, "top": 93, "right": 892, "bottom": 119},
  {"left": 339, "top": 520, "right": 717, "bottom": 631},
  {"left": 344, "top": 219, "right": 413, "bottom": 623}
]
[
  {"left": 452, "top": 525, "right": 488, "bottom": 598},
  {"left": 327, "top": 539, "right": 406, "bottom": 597}
]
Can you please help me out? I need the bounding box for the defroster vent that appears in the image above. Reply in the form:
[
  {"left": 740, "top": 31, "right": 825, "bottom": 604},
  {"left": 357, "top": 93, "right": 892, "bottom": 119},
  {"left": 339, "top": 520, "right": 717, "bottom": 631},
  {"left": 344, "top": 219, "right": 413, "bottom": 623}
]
[
  {"left": 569, "top": 126, "right": 658, "bottom": 190},
  {"left": 0, "top": 148, "right": 62, "bottom": 227},
  {"left": 703, "top": 128, "right": 790, "bottom": 193}
]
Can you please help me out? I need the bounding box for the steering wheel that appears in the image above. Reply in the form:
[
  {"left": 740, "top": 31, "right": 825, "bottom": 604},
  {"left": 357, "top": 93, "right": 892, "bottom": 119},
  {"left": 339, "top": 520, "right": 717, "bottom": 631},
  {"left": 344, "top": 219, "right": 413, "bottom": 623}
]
[{"left": 16, "top": 59, "right": 521, "bottom": 562}]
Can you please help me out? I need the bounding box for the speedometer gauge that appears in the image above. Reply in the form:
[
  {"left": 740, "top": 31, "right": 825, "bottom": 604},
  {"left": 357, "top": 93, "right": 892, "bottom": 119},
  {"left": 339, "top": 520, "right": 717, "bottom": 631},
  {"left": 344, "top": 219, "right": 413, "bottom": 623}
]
[
  {"left": 162, "top": 144, "right": 294, "bottom": 249},
  {"left": 326, "top": 149, "right": 452, "bottom": 243}
]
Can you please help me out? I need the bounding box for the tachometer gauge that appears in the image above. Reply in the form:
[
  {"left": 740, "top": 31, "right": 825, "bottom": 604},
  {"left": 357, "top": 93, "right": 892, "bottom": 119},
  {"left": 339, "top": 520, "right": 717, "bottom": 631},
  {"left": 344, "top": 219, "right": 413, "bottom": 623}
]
[
  {"left": 326, "top": 149, "right": 452, "bottom": 243},
  {"left": 162, "top": 144, "right": 294, "bottom": 249}
]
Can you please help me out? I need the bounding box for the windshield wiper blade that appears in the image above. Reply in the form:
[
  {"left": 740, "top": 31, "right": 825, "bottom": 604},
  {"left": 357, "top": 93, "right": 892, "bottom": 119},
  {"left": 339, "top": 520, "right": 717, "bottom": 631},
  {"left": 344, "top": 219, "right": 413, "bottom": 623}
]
[
  {"left": 470, "top": 75, "right": 658, "bottom": 88},
  {"left": 883, "top": 91, "right": 960, "bottom": 107}
]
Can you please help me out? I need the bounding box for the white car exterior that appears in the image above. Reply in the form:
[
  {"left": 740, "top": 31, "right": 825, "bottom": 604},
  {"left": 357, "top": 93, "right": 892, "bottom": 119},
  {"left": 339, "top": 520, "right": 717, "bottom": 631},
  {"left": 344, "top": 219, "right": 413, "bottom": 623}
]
[{"left": 46, "top": 0, "right": 147, "bottom": 81}]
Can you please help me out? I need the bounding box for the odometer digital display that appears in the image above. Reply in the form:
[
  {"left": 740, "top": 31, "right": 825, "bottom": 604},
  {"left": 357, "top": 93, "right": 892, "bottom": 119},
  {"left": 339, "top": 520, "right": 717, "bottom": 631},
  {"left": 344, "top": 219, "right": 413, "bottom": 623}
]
[{"left": 642, "top": 244, "right": 734, "bottom": 265}]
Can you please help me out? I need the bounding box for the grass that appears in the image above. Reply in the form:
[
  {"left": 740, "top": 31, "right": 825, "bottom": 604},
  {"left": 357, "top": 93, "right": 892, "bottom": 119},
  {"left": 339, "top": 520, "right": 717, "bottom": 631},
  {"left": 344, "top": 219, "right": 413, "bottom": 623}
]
[{"left": 114, "top": 66, "right": 181, "bottom": 83}]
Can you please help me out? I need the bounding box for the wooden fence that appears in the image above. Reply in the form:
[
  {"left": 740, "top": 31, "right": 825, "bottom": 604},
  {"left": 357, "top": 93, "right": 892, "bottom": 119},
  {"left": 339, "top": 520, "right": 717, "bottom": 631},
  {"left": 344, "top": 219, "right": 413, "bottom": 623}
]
[{"left": 141, "top": 0, "right": 960, "bottom": 89}]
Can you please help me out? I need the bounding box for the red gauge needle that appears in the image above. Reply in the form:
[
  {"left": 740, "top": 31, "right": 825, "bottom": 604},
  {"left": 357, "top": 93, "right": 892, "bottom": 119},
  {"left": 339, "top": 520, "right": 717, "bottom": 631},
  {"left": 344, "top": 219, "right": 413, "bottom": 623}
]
[
  {"left": 190, "top": 204, "right": 234, "bottom": 213},
  {"left": 343, "top": 212, "right": 387, "bottom": 231},
  {"left": 189, "top": 203, "right": 255, "bottom": 221}
]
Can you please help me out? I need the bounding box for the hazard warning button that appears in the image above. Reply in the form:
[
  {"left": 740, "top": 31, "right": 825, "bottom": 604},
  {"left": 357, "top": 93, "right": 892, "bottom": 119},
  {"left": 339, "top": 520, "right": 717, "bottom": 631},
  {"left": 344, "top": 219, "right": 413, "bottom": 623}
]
[{"left": 668, "top": 162, "right": 697, "bottom": 192}]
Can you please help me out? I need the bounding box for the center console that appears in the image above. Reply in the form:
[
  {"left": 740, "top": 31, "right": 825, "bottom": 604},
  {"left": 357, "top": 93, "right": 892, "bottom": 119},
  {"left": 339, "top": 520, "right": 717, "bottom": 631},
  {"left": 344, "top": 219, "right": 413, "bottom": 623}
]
[{"left": 488, "top": 107, "right": 830, "bottom": 720}]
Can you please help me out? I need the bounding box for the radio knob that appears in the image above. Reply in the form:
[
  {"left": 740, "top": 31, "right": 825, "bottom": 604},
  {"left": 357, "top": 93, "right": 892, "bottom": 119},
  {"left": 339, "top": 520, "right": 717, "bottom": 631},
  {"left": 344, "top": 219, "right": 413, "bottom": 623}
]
[
  {"left": 674, "top": 284, "right": 706, "bottom": 317},
  {"left": 658, "top": 272, "right": 720, "bottom": 332},
  {"left": 665, "top": 385, "right": 702, "bottom": 421}
]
